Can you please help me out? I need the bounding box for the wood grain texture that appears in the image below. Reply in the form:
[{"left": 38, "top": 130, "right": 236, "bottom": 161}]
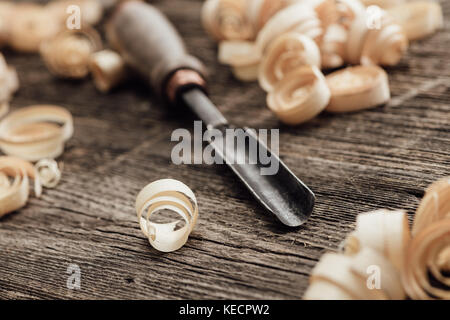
[{"left": 0, "top": 0, "right": 449, "bottom": 300}]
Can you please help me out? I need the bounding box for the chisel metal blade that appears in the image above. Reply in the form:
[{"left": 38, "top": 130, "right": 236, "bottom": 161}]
[{"left": 183, "top": 89, "right": 315, "bottom": 227}]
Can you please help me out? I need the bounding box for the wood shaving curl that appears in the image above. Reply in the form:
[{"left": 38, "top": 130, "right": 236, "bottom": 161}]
[
  {"left": 344, "top": 210, "right": 411, "bottom": 270},
  {"left": 40, "top": 27, "right": 102, "bottom": 79},
  {"left": 245, "top": 0, "right": 288, "bottom": 34},
  {"left": 136, "top": 179, "right": 199, "bottom": 252},
  {"left": 402, "top": 219, "right": 450, "bottom": 300},
  {"left": 35, "top": 159, "right": 62, "bottom": 189},
  {"left": 256, "top": 3, "right": 322, "bottom": 53},
  {"left": 217, "top": 40, "right": 261, "bottom": 81},
  {"left": 202, "top": 0, "right": 254, "bottom": 41},
  {"left": 387, "top": 1, "right": 444, "bottom": 41},
  {"left": 0, "top": 156, "right": 41, "bottom": 219},
  {"left": 266, "top": 66, "right": 330, "bottom": 125},
  {"left": 325, "top": 65, "right": 390, "bottom": 112},
  {"left": 8, "top": 3, "right": 61, "bottom": 53},
  {"left": 288, "top": 0, "right": 339, "bottom": 41},
  {"left": 320, "top": 23, "right": 347, "bottom": 69},
  {"left": 89, "top": 49, "right": 127, "bottom": 93},
  {"left": 304, "top": 210, "right": 410, "bottom": 300},
  {"left": 336, "top": 0, "right": 366, "bottom": 30},
  {"left": 412, "top": 178, "right": 450, "bottom": 236},
  {"left": 304, "top": 248, "right": 404, "bottom": 300},
  {"left": 0, "top": 0, "right": 105, "bottom": 53},
  {"left": 0, "top": 105, "right": 74, "bottom": 162},
  {"left": 360, "top": 11, "right": 408, "bottom": 66},
  {"left": 259, "top": 32, "right": 321, "bottom": 92}
]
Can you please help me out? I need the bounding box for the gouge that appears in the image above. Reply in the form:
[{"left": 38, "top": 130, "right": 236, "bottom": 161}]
[{"left": 107, "top": 0, "right": 315, "bottom": 226}]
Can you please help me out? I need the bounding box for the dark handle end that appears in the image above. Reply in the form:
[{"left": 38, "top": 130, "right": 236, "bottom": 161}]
[{"left": 107, "top": 0, "right": 207, "bottom": 102}]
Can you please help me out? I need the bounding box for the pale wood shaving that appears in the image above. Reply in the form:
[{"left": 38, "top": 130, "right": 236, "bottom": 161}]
[
  {"left": 0, "top": 105, "right": 74, "bottom": 162},
  {"left": 89, "top": 49, "right": 127, "bottom": 93},
  {"left": 325, "top": 65, "right": 390, "bottom": 112},
  {"left": 266, "top": 66, "right": 330, "bottom": 125},
  {"left": 0, "top": 156, "right": 41, "bottom": 218},
  {"left": 305, "top": 178, "right": 450, "bottom": 300},
  {"left": 40, "top": 27, "right": 102, "bottom": 79},
  {"left": 259, "top": 32, "right": 321, "bottom": 92},
  {"left": 135, "top": 179, "right": 199, "bottom": 252}
]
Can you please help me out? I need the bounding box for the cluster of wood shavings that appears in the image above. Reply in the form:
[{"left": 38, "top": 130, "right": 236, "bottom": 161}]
[
  {"left": 0, "top": 0, "right": 103, "bottom": 53},
  {"left": 202, "top": 0, "right": 444, "bottom": 125},
  {"left": 303, "top": 178, "right": 450, "bottom": 300},
  {"left": 0, "top": 0, "right": 127, "bottom": 90},
  {"left": 0, "top": 103, "right": 70, "bottom": 218},
  {"left": 0, "top": 1, "right": 110, "bottom": 217},
  {"left": 0, "top": 1, "right": 127, "bottom": 219},
  {"left": 0, "top": 156, "right": 62, "bottom": 218},
  {"left": 40, "top": 26, "right": 103, "bottom": 79}
]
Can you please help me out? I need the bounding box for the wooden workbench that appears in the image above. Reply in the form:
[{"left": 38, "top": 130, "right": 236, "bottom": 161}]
[{"left": 0, "top": 0, "right": 449, "bottom": 299}]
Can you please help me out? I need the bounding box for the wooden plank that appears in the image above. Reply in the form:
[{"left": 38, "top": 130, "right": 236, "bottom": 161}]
[{"left": 0, "top": 0, "right": 449, "bottom": 299}]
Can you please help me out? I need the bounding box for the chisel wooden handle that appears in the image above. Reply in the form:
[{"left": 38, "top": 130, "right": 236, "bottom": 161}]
[{"left": 107, "top": 0, "right": 207, "bottom": 102}]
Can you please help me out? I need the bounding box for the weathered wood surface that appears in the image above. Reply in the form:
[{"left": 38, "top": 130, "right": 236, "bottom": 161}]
[{"left": 0, "top": 0, "right": 449, "bottom": 300}]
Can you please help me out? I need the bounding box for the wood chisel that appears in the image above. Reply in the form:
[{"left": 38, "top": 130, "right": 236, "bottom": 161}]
[{"left": 107, "top": 0, "right": 315, "bottom": 226}]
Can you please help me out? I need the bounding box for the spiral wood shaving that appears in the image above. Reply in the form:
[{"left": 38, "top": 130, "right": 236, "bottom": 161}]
[
  {"left": 0, "top": 0, "right": 105, "bottom": 53},
  {"left": 89, "top": 49, "right": 127, "bottom": 92},
  {"left": 320, "top": 23, "right": 347, "bottom": 69},
  {"left": 304, "top": 248, "right": 404, "bottom": 299},
  {"left": 259, "top": 32, "right": 321, "bottom": 92},
  {"left": 8, "top": 3, "right": 61, "bottom": 53},
  {"left": 387, "top": 1, "right": 444, "bottom": 41},
  {"left": 0, "top": 156, "right": 41, "bottom": 218},
  {"left": 346, "top": 210, "right": 411, "bottom": 270},
  {"left": 136, "top": 179, "right": 199, "bottom": 252},
  {"left": 325, "top": 65, "right": 390, "bottom": 112},
  {"left": 304, "top": 210, "right": 410, "bottom": 300},
  {"left": 412, "top": 178, "right": 450, "bottom": 235},
  {"left": 402, "top": 219, "right": 450, "bottom": 299},
  {"left": 361, "top": 12, "right": 408, "bottom": 66},
  {"left": 336, "top": 0, "right": 366, "bottom": 30},
  {"left": 245, "top": 0, "right": 289, "bottom": 34},
  {"left": 266, "top": 66, "right": 330, "bottom": 125},
  {"left": 402, "top": 177, "right": 450, "bottom": 300},
  {"left": 218, "top": 40, "right": 261, "bottom": 81},
  {"left": 219, "top": 40, "right": 260, "bottom": 66},
  {"left": 202, "top": 0, "right": 254, "bottom": 41},
  {"left": 35, "top": 159, "right": 62, "bottom": 189},
  {"left": 0, "top": 157, "right": 64, "bottom": 218},
  {"left": 40, "top": 27, "right": 102, "bottom": 79},
  {"left": 0, "top": 105, "right": 74, "bottom": 162},
  {"left": 289, "top": 0, "right": 339, "bottom": 39},
  {"left": 256, "top": 3, "right": 322, "bottom": 52}
]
